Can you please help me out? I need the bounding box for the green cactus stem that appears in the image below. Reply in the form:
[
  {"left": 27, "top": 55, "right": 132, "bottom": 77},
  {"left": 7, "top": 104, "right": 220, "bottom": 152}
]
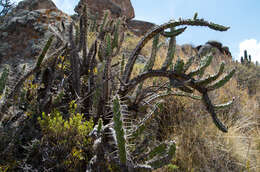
[
  {"left": 195, "top": 62, "right": 225, "bottom": 86},
  {"left": 99, "top": 11, "right": 109, "bottom": 33},
  {"left": 193, "top": 12, "right": 198, "bottom": 20},
  {"left": 202, "top": 93, "right": 228, "bottom": 132},
  {"left": 0, "top": 67, "right": 9, "bottom": 95},
  {"left": 112, "top": 19, "right": 120, "bottom": 49},
  {"left": 146, "top": 141, "right": 176, "bottom": 169},
  {"left": 112, "top": 95, "right": 127, "bottom": 165},
  {"left": 146, "top": 33, "right": 160, "bottom": 71},
  {"left": 183, "top": 55, "right": 195, "bottom": 72},
  {"left": 173, "top": 58, "right": 185, "bottom": 74},
  {"left": 97, "top": 118, "right": 103, "bottom": 135},
  {"left": 207, "top": 68, "right": 235, "bottom": 91},
  {"left": 161, "top": 27, "right": 176, "bottom": 71},
  {"left": 105, "top": 34, "right": 112, "bottom": 57},
  {"left": 161, "top": 27, "right": 187, "bottom": 37},
  {"left": 36, "top": 35, "right": 54, "bottom": 69},
  {"left": 188, "top": 54, "right": 213, "bottom": 77},
  {"left": 136, "top": 33, "right": 160, "bottom": 94}
]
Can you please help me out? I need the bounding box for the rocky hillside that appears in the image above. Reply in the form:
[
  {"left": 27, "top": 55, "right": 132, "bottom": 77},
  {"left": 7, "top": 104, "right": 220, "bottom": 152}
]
[{"left": 0, "top": 0, "right": 259, "bottom": 172}]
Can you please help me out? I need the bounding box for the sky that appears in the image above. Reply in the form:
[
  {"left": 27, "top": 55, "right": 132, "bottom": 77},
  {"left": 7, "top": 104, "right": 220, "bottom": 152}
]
[{"left": 8, "top": 0, "right": 260, "bottom": 62}]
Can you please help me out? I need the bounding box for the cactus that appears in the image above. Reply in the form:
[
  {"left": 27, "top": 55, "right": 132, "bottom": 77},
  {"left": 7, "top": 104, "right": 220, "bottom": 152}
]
[
  {"left": 112, "top": 95, "right": 128, "bottom": 165},
  {"left": 97, "top": 118, "right": 103, "bottom": 135},
  {"left": 188, "top": 54, "right": 213, "bottom": 77},
  {"left": 118, "top": 13, "right": 234, "bottom": 134},
  {"left": 161, "top": 27, "right": 187, "bottom": 37},
  {"left": 244, "top": 50, "right": 248, "bottom": 61},
  {"left": 109, "top": 95, "right": 176, "bottom": 171},
  {"left": 193, "top": 12, "right": 198, "bottom": 20},
  {"left": 0, "top": 67, "right": 9, "bottom": 95},
  {"left": 146, "top": 141, "right": 176, "bottom": 169},
  {"left": 161, "top": 27, "right": 177, "bottom": 71},
  {"left": 207, "top": 68, "right": 236, "bottom": 91},
  {"left": 99, "top": 11, "right": 109, "bottom": 33},
  {"left": 36, "top": 35, "right": 54, "bottom": 69},
  {"left": 241, "top": 49, "right": 252, "bottom": 65},
  {"left": 135, "top": 33, "right": 160, "bottom": 100}
]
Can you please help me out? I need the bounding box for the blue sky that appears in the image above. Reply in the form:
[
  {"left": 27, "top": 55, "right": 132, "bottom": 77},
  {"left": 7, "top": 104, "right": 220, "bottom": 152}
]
[{"left": 9, "top": 0, "right": 260, "bottom": 62}]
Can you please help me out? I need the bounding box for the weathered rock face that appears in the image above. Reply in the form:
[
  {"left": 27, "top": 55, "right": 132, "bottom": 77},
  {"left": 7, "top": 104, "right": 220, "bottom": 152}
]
[
  {"left": 0, "top": 0, "right": 75, "bottom": 91},
  {"left": 0, "top": 0, "right": 72, "bottom": 72},
  {"left": 75, "top": 0, "right": 157, "bottom": 37},
  {"left": 196, "top": 40, "right": 232, "bottom": 57},
  {"left": 126, "top": 19, "right": 156, "bottom": 36},
  {"left": 75, "top": 0, "right": 135, "bottom": 21},
  {"left": 112, "top": 0, "right": 134, "bottom": 20},
  {"left": 11, "top": 0, "right": 57, "bottom": 12}
]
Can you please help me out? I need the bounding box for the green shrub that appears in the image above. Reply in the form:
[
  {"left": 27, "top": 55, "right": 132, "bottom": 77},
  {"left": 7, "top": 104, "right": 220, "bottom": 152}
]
[{"left": 37, "top": 108, "right": 94, "bottom": 171}]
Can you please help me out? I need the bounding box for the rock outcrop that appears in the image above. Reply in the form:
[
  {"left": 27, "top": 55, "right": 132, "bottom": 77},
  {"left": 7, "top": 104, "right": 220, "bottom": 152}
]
[
  {"left": 75, "top": 0, "right": 135, "bottom": 21},
  {"left": 196, "top": 40, "right": 232, "bottom": 57},
  {"left": 74, "top": 0, "right": 157, "bottom": 37},
  {"left": 0, "top": 0, "right": 72, "bottom": 72},
  {"left": 11, "top": 0, "right": 57, "bottom": 12},
  {"left": 126, "top": 19, "right": 156, "bottom": 36}
]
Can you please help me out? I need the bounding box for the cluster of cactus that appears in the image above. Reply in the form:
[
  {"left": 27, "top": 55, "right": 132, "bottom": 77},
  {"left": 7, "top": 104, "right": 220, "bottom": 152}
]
[
  {"left": 0, "top": 3, "right": 236, "bottom": 171},
  {"left": 87, "top": 12, "right": 235, "bottom": 171},
  {"left": 240, "top": 49, "right": 252, "bottom": 64},
  {"left": 88, "top": 95, "right": 176, "bottom": 171}
]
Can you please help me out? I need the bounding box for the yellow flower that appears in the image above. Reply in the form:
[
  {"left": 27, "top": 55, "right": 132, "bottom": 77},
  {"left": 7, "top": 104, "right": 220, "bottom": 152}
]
[
  {"left": 93, "top": 67, "right": 98, "bottom": 74},
  {"left": 59, "top": 55, "right": 64, "bottom": 60}
]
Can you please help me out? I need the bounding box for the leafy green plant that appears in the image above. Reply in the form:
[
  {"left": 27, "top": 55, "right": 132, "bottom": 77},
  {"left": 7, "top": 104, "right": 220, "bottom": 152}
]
[{"left": 37, "top": 109, "right": 94, "bottom": 170}]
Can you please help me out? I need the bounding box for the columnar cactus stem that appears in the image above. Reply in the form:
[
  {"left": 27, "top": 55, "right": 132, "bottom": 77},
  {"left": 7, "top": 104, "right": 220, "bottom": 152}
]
[
  {"left": 112, "top": 95, "right": 127, "bottom": 165},
  {"left": 161, "top": 27, "right": 177, "bottom": 71},
  {"left": 0, "top": 67, "right": 9, "bottom": 95}
]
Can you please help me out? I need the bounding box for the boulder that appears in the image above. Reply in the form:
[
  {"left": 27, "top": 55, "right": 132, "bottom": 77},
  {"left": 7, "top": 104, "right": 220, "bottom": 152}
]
[
  {"left": 126, "top": 19, "right": 156, "bottom": 36},
  {"left": 11, "top": 0, "right": 57, "bottom": 12},
  {"left": 75, "top": 0, "right": 135, "bottom": 21},
  {"left": 221, "top": 46, "right": 231, "bottom": 56},
  {"left": 206, "top": 40, "right": 222, "bottom": 51},
  {"left": 0, "top": 0, "right": 72, "bottom": 73},
  {"left": 205, "top": 40, "right": 232, "bottom": 57}
]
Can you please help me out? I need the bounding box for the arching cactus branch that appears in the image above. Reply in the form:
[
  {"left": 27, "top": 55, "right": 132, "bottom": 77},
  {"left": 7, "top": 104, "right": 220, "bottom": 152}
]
[{"left": 122, "top": 18, "right": 229, "bottom": 83}]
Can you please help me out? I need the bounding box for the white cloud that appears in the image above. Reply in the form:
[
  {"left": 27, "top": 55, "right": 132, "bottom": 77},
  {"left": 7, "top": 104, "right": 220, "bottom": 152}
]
[{"left": 239, "top": 39, "right": 260, "bottom": 63}]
